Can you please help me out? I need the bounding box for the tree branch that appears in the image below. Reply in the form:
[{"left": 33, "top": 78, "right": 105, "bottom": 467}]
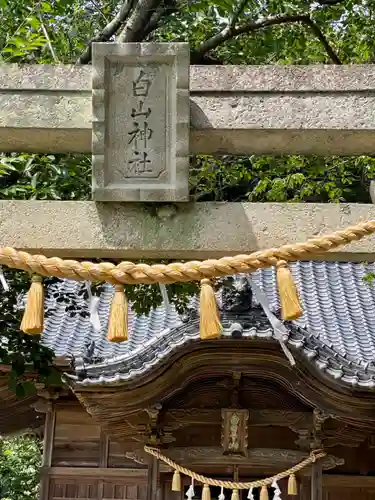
[
  {"left": 193, "top": 13, "right": 342, "bottom": 65},
  {"left": 76, "top": 0, "right": 137, "bottom": 64},
  {"left": 142, "top": 0, "right": 178, "bottom": 39},
  {"left": 303, "top": 17, "right": 342, "bottom": 64},
  {"left": 39, "top": 15, "right": 59, "bottom": 63},
  {"left": 228, "top": 0, "right": 250, "bottom": 29},
  {"left": 117, "top": 0, "right": 163, "bottom": 43}
]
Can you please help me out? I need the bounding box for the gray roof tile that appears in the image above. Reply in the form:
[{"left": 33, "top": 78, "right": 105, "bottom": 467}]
[{"left": 41, "top": 261, "right": 375, "bottom": 389}]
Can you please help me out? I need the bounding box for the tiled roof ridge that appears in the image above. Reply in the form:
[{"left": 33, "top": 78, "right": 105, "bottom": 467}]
[
  {"left": 43, "top": 261, "right": 375, "bottom": 390},
  {"left": 66, "top": 310, "right": 375, "bottom": 389}
]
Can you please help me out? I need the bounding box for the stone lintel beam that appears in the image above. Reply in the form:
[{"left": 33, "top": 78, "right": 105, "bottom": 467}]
[
  {"left": 1, "top": 201, "right": 375, "bottom": 260},
  {"left": 1, "top": 64, "right": 375, "bottom": 155}
]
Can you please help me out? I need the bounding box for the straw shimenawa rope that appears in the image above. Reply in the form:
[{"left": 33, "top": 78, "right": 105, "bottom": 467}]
[
  {"left": 144, "top": 446, "right": 326, "bottom": 490},
  {"left": 0, "top": 220, "right": 374, "bottom": 285}
]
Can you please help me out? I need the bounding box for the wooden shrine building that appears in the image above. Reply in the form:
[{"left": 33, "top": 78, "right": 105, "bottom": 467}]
[{"left": 1, "top": 261, "right": 375, "bottom": 500}]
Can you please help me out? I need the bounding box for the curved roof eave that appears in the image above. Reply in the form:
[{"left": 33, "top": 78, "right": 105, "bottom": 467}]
[{"left": 65, "top": 314, "right": 375, "bottom": 390}]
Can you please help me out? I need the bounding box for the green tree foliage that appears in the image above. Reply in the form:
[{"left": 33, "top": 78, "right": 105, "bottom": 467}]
[
  {"left": 1, "top": 0, "right": 374, "bottom": 205},
  {"left": 0, "top": 435, "right": 41, "bottom": 500},
  {"left": 0, "top": 0, "right": 374, "bottom": 386}
]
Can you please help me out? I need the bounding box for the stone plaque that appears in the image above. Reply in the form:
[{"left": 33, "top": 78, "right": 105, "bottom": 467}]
[
  {"left": 92, "top": 43, "right": 190, "bottom": 202},
  {"left": 221, "top": 409, "right": 249, "bottom": 457}
]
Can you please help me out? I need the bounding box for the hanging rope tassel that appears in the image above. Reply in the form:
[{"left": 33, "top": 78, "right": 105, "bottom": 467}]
[
  {"left": 107, "top": 285, "right": 128, "bottom": 342},
  {"left": 144, "top": 445, "right": 327, "bottom": 496},
  {"left": 199, "top": 278, "right": 222, "bottom": 340},
  {"left": 186, "top": 479, "right": 195, "bottom": 500},
  {"left": 21, "top": 275, "right": 44, "bottom": 334},
  {"left": 218, "top": 487, "right": 225, "bottom": 500},
  {"left": 0, "top": 266, "right": 9, "bottom": 291},
  {"left": 202, "top": 484, "right": 211, "bottom": 500},
  {"left": 276, "top": 260, "right": 303, "bottom": 321},
  {"left": 231, "top": 490, "right": 239, "bottom": 500},
  {"left": 171, "top": 470, "right": 181, "bottom": 492},
  {"left": 159, "top": 283, "right": 171, "bottom": 312},
  {"left": 247, "top": 487, "right": 254, "bottom": 500},
  {"left": 287, "top": 473, "right": 298, "bottom": 495},
  {"left": 272, "top": 480, "right": 282, "bottom": 500},
  {"left": 85, "top": 282, "right": 101, "bottom": 333},
  {"left": 260, "top": 486, "right": 269, "bottom": 500}
]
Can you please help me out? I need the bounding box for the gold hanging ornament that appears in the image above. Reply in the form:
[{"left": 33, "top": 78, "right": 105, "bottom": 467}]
[
  {"left": 260, "top": 486, "right": 269, "bottom": 500},
  {"left": 21, "top": 275, "right": 44, "bottom": 334},
  {"left": 202, "top": 484, "right": 211, "bottom": 500},
  {"left": 107, "top": 285, "right": 128, "bottom": 342},
  {"left": 230, "top": 490, "right": 239, "bottom": 500},
  {"left": 199, "top": 279, "right": 222, "bottom": 340},
  {"left": 276, "top": 260, "right": 303, "bottom": 320},
  {"left": 171, "top": 470, "right": 181, "bottom": 492},
  {"left": 288, "top": 473, "right": 298, "bottom": 495}
]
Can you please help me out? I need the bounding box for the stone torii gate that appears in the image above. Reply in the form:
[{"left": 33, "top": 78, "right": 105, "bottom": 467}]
[
  {"left": 0, "top": 43, "right": 375, "bottom": 262},
  {"left": 0, "top": 44, "right": 375, "bottom": 260},
  {"left": 1, "top": 42, "right": 375, "bottom": 500}
]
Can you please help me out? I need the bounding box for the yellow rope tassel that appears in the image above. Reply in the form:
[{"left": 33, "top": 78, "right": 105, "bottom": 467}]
[
  {"left": 144, "top": 445, "right": 326, "bottom": 492},
  {"left": 231, "top": 490, "right": 239, "bottom": 500},
  {"left": 107, "top": 285, "right": 128, "bottom": 342},
  {"left": 288, "top": 473, "right": 298, "bottom": 495},
  {"left": 202, "top": 484, "right": 211, "bottom": 500},
  {"left": 20, "top": 275, "right": 44, "bottom": 334},
  {"left": 0, "top": 220, "right": 373, "bottom": 285},
  {"left": 171, "top": 470, "right": 181, "bottom": 492},
  {"left": 260, "top": 486, "right": 269, "bottom": 500},
  {"left": 276, "top": 260, "right": 303, "bottom": 320},
  {"left": 199, "top": 279, "right": 221, "bottom": 340}
]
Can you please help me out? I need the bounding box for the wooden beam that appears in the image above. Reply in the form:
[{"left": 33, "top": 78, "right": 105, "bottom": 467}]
[
  {"left": 322, "top": 475, "right": 375, "bottom": 488},
  {"left": 47, "top": 467, "right": 148, "bottom": 480},
  {"left": 1, "top": 64, "right": 375, "bottom": 155},
  {"left": 0, "top": 201, "right": 375, "bottom": 261}
]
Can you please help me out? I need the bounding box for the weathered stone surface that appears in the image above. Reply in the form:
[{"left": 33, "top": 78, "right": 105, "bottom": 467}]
[
  {"left": 91, "top": 43, "right": 190, "bottom": 202},
  {"left": 0, "top": 64, "right": 375, "bottom": 155},
  {"left": 189, "top": 65, "right": 375, "bottom": 92},
  {"left": 0, "top": 64, "right": 91, "bottom": 153},
  {"left": 0, "top": 201, "right": 374, "bottom": 260}
]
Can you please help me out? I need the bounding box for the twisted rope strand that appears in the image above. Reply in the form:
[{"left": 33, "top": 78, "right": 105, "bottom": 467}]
[
  {"left": 144, "top": 446, "right": 326, "bottom": 489},
  {"left": 0, "top": 220, "right": 374, "bottom": 284}
]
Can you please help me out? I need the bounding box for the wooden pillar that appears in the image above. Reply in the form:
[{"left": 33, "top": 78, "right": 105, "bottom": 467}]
[
  {"left": 299, "top": 477, "right": 311, "bottom": 500},
  {"left": 147, "top": 456, "right": 160, "bottom": 500},
  {"left": 311, "top": 462, "right": 323, "bottom": 500},
  {"left": 98, "top": 429, "right": 109, "bottom": 500},
  {"left": 233, "top": 465, "right": 239, "bottom": 482},
  {"left": 39, "top": 405, "right": 56, "bottom": 500}
]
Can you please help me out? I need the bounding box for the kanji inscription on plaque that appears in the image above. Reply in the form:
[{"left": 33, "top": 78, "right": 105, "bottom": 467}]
[{"left": 92, "top": 43, "right": 190, "bottom": 202}]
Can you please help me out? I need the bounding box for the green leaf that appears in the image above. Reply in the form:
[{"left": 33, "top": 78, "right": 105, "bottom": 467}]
[
  {"left": 30, "top": 172, "right": 38, "bottom": 189},
  {"left": 26, "top": 16, "right": 40, "bottom": 30},
  {"left": 40, "top": 1, "right": 52, "bottom": 11}
]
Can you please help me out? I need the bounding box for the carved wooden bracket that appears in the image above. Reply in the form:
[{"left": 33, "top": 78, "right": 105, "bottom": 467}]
[
  {"left": 31, "top": 384, "right": 62, "bottom": 413},
  {"left": 144, "top": 404, "right": 162, "bottom": 445},
  {"left": 311, "top": 408, "right": 331, "bottom": 449}
]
